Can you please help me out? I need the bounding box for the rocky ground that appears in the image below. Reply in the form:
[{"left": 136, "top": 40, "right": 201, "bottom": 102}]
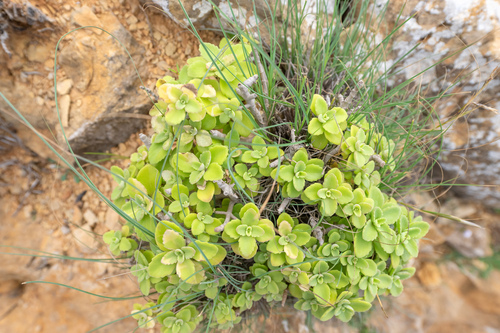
[{"left": 1, "top": 0, "right": 500, "bottom": 332}]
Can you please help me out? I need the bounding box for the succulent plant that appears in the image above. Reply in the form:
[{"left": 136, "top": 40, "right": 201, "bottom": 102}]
[
  {"left": 271, "top": 148, "right": 324, "bottom": 197},
  {"left": 308, "top": 94, "right": 348, "bottom": 149},
  {"left": 221, "top": 203, "right": 275, "bottom": 258},
  {"left": 303, "top": 168, "right": 354, "bottom": 216},
  {"left": 102, "top": 38, "right": 430, "bottom": 332}
]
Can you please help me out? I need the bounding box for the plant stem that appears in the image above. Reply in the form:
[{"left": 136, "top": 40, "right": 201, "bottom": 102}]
[
  {"left": 210, "top": 130, "right": 226, "bottom": 140},
  {"left": 322, "top": 145, "right": 341, "bottom": 163},
  {"left": 278, "top": 197, "right": 292, "bottom": 214},
  {"left": 215, "top": 180, "right": 239, "bottom": 201},
  {"left": 139, "top": 133, "right": 151, "bottom": 149},
  {"left": 253, "top": 48, "right": 269, "bottom": 111},
  {"left": 370, "top": 154, "right": 386, "bottom": 168},
  {"left": 309, "top": 217, "right": 324, "bottom": 245},
  {"left": 214, "top": 200, "right": 237, "bottom": 232},
  {"left": 236, "top": 74, "right": 267, "bottom": 127},
  {"left": 140, "top": 86, "right": 158, "bottom": 100}
]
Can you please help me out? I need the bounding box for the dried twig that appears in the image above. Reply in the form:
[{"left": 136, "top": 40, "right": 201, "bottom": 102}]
[
  {"left": 324, "top": 142, "right": 342, "bottom": 161},
  {"left": 236, "top": 74, "right": 267, "bottom": 127},
  {"left": 473, "top": 102, "right": 498, "bottom": 114},
  {"left": 259, "top": 180, "right": 276, "bottom": 214},
  {"left": 309, "top": 217, "right": 324, "bottom": 245},
  {"left": 370, "top": 154, "right": 386, "bottom": 168},
  {"left": 269, "top": 154, "right": 287, "bottom": 168},
  {"left": 139, "top": 133, "right": 151, "bottom": 149},
  {"left": 210, "top": 130, "right": 226, "bottom": 140},
  {"left": 215, "top": 180, "right": 239, "bottom": 201},
  {"left": 157, "top": 212, "right": 172, "bottom": 221},
  {"left": 269, "top": 127, "right": 303, "bottom": 168},
  {"left": 140, "top": 86, "right": 158, "bottom": 101},
  {"left": 253, "top": 48, "right": 269, "bottom": 110},
  {"left": 277, "top": 197, "right": 292, "bottom": 214},
  {"left": 214, "top": 200, "right": 237, "bottom": 232},
  {"left": 281, "top": 289, "right": 288, "bottom": 307},
  {"left": 339, "top": 80, "right": 364, "bottom": 110},
  {"left": 322, "top": 145, "right": 341, "bottom": 163}
]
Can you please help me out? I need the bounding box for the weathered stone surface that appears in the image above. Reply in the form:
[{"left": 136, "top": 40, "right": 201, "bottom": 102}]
[
  {"left": 372, "top": 0, "right": 500, "bottom": 206},
  {"left": 0, "top": 3, "right": 151, "bottom": 156},
  {"left": 150, "top": 0, "right": 335, "bottom": 42},
  {"left": 58, "top": 7, "right": 151, "bottom": 154},
  {"left": 56, "top": 78, "right": 73, "bottom": 95}
]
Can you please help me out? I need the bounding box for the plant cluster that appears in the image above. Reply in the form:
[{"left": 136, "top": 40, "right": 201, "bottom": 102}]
[{"left": 103, "top": 39, "right": 429, "bottom": 332}]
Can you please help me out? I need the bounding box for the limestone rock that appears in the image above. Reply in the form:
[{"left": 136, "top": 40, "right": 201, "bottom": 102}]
[
  {"left": 0, "top": 2, "right": 151, "bottom": 157},
  {"left": 58, "top": 94, "right": 70, "bottom": 127},
  {"left": 150, "top": 0, "right": 334, "bottom": 44},
  {"left": 83, "top": 209, "right": 99, "bottom": 228},
  {"left": 445, "top": 225, "right": 493, "bottom": 258},
  {"left": 58, "top": 9, "right": 151, "bottom": 154},
  {"left": 56, "top": 79, "right": 73, "bottom": 95},
  {"left": 71, "top": 6, "right": 103, "bottom": 35},
  {"left": 72, "top": 223, "right": 97, "bottom": 253},
  {"left": 372, "top": 0, "right": 500, "bottom": 207}
]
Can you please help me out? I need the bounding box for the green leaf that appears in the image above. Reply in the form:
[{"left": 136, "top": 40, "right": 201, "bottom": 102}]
[
  {"left": 197, "top": 181, "right": 215, "bottom": 203},
  {"left": 322, "top": 198, "right": 338, "bottom": 216},
  {"left": 378, "top": 274, "right": 393, "bottom": 289},
  {"left": 349, "top": 299, "right": 372, "bottom": 312},
  {"left": 311, "top": 134, "right": 328, "bottom": 149},
  {"left": 191, "top": 220, "right": 205, "bottom": 235},
  {"left": 196, "top": 130, "right": 212, "bottom": 147},
  {"left": 148, "top": 253, "right": 175, "bottom": 278},
  {"left": 177, "top": 259, "right": 196, "bottom": 281},
  {"left": 313, "top": 283, "right": 331, "bottom": 305},
  {"left": 360, "top": 259, "right": 377, "bottom": 276},
  {"left": 139, "top": 279, "right": 151, "bottom": 296},
  {"left": 187, "top": 61, "right": 208, "bottom": 78},
  {"left": 136, "top": 165, "right": 160, "bottom": 196},
  {"left": 192, "top": 241, "right": 219, "bottom": 260},
  {"left": 256, "top": 221, "right": 275, "bottom": 242},
  {"left": 304, "top": 164, "right": 323, "bottom": 181},
  {"left": 278, "top": 165, "right": 294, "bottom": 182},
  {"left": 164, "top": 105, "right": 186, "bottom": 125},
  {"left": 161, "top": 229, "right": 185, "bottom": 250},
  {"left": 270, "top": 253, "right": 286, "bottom": 266},
  {"left": 383, "top": 206, "right": 401, "bottom": 224},
  {"left": 209, "top": 145, "right": 229, "bottom": 165},
  {"left": 308, "top": 118, "right": 324, "bottom": 136},
  {"left": 311, "top": 94, "right": 328, "bottom": 116},
  {"left": 223, "top": 220, "right": 241, "bottom": 239},
  {"left": 369, "top": 186, "right": 384, "bottom": 208},
  {"left": 362, "top": 221, "right": 378, "bottom": 241},
  {"left": 199, "top": 42, "right": 220, "bottom": 62},
  {"left": 171, "top": 184, "right": 189, "bottom": 201},
  {"left": 204, "top": 163, "right": 224, "bottom": 181},
  {"left": 239, "top": 236, "right": 257, "bottom": 258},
  {"left": 284, "top": 244, "right": 299, "bottom": 259},
  {"left": 241, "top": 151, "right": 258, "bottom": 163},
  {"left": 304, "top": 183, "right": 323, "bottom": 201},
  {"left": 410, "top": 222, "right": 430, "bottom": 239},
  {"left": 354, "top": 232, "right": 372, "bottom": 258},
  {"left": 148, "top": 143, "right": 168, "bottom": 165}
]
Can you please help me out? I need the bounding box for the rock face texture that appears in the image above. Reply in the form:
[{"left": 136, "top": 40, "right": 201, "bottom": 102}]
[
  {"left": 0, "top": 1, "right": 217, "bottom": 158},
  {"left": 372, "top": 0, "right": 500, "bottom": 206},
  {"left": 0, "top": 3, "right": 150, "bottom": 156},
  {"left": 56, "top": 6, "right": 151, "bottom": 153}
]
